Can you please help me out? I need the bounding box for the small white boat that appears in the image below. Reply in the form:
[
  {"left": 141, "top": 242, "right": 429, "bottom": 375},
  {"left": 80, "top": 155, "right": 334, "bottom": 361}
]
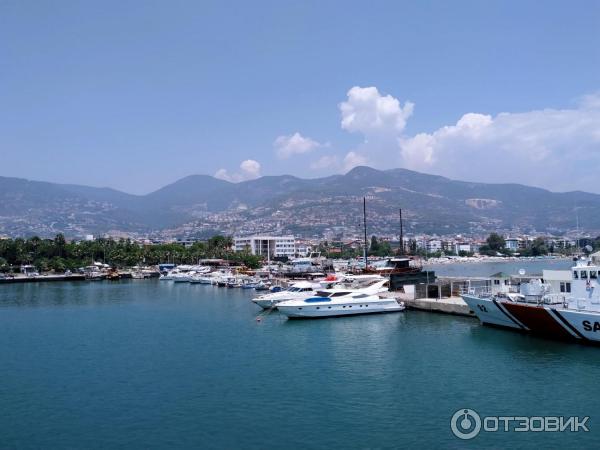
[
  {"left": 277, "top": 280, "right": 404, "bottom": 318},
  {"left": 173, "top": 270, "right": 196, "bottom": 282},
  {"left": 160, "top": 268, "right": 185, "bottom": 281}
]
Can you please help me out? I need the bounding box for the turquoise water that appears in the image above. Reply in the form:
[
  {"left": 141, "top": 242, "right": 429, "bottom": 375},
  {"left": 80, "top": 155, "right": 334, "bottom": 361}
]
[{"left": 1, "top": 270, "right": 598, "bottom": 449}]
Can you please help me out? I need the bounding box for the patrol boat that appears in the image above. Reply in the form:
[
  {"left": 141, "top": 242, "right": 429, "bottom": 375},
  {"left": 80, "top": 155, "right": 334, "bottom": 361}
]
[{"left": 462, "top": 259, "right": 600, "bottom": 343}]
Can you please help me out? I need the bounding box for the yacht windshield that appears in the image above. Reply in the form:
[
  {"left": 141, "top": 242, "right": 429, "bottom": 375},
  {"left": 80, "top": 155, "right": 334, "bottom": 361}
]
[{"left": 330, "top": 292, "right": 350, "bottom": 297}]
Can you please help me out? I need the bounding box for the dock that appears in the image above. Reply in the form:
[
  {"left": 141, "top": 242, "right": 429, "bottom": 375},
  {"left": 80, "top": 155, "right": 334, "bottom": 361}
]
[
  {"left": 402, "top": 296, "right": 475, "bottom": 317},
  {"left": 380, "top": 291, "right": 475, "bottom": 317},
  {"left": 0, "top": 274, "right": 86, "bottom": 284}
]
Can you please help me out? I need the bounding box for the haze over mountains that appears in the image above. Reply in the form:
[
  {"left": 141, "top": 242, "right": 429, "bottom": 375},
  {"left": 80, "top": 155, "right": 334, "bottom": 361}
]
[{"left": 0, "top": 166, "right": 597, "bottom": 238}]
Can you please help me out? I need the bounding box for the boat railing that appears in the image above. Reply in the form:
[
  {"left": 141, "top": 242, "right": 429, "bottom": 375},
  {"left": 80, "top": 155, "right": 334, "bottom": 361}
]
[
  {"left": 460, "top": 286, "right": 492, "bottom": 297},
  {"left": 539, "top": 293, "right": 568, "bottom": 305},
  {"left": 564, "top": 296, "right": 600, "bottom": 311}
]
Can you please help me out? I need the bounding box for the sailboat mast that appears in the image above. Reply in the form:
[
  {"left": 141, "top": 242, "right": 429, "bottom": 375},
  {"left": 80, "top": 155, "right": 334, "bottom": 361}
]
[
  {"left": 363, "top": 197, "right": 368, "bottom": 268},
  {"left": 399, "top": 208, "right": 404, "bottom": 256}
]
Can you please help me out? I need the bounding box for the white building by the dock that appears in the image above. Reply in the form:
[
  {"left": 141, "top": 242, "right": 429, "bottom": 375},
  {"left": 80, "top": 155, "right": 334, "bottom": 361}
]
[{"left": 233, "top": 235, "right": 296, "bottom": 258}]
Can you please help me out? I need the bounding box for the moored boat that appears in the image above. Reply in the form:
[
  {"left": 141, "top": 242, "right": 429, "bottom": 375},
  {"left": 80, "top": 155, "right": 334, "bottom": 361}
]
[
  {"left": 252, "top": 281, "right": 320, "bottom": 309},
  {"left": 462, "top": 259, "right": 600, "bottom": 344},
  {"left": 277, "top": 280, "right": 404, "bottom": 319}
]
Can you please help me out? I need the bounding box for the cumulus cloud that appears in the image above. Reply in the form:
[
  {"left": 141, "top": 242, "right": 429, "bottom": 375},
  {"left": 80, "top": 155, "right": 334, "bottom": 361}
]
[
  {"left": 215, "top": 159, "right": 261, "bottom": 182},
  {"left": 340, "top": 86, "right": 414, "bottom": 136},
  {"left": 342, "top": 151, "right": 368, "bottom": 171},
  {"left": 309, "top": 152, "right": 368, "bottom": 172},
  {"left": 310, "top": 155, "right": 340, "bottom": 170},
  {"left": 398, "top": 97, "right": 600, "bottom": 192},
  {"left": 274, "top": 132, "right": 323, "bottom": 159},
  {"left": 302, "top": 86, "right": 600, "bottom": 192}
]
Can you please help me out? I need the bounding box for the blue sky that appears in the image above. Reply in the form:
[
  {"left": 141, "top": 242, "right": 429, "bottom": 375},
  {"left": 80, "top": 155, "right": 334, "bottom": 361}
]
[{"left": 1, "top": 0, "right": 599, "bottom": 194}]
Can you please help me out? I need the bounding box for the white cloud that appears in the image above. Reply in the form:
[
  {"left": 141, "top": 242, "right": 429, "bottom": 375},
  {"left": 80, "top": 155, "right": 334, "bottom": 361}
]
[
  {"left": 342, "top": 151, "right": 368, "bottom": 171},
  {"left": 340, "top": 86, "right": 414, "bottom": 136},
  {"left": 398, "top": 99, "right": 600, "bottom": 192},
  {"left": 296, "top": 86, "right": 600, "bottom": 193},
  {"left": 215, "top": 159, "right": 262, "bottom": 182},
  {"left": 240, "top": 159, "right": 261, "bottom": 178},
  {"left": 309, "top": 152, "right": 368, "bottom": 172},
  {"left": 310, "top": 155, "right": 340, "bottom": 170},
  {"left": 274, "top": 132, "right": 323, "bottom": 159}
]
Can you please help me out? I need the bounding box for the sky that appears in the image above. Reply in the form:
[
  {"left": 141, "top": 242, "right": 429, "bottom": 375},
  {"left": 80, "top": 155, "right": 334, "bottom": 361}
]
[{"left": 1, "top": 0, "right": 599, "bottom": 194}]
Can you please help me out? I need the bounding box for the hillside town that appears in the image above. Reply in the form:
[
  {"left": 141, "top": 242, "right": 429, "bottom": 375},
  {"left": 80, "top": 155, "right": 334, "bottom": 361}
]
[{"left": 0, "top": 229, "right": 595, "bottom": 275}]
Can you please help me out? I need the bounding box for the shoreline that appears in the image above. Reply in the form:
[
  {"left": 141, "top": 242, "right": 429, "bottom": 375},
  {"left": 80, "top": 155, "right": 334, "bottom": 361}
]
[{"left": 421, "top": 255, "right": 573, "bottom": 265}]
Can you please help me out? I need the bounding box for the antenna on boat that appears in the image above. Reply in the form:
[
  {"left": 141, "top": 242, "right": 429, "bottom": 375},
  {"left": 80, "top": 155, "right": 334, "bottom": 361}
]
[
  {"left": 363, "top": 197, "right": 368, "bottom": 269},
  {"left": 575, "top": 203, "right": 580, "bottom": 253},
  {"left": 399, "top": 208, "right": 404, "bottom": 256}
]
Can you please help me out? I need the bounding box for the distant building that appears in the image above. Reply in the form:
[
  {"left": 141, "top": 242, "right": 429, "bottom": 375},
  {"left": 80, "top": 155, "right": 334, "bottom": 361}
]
[
  {"left": 427, "top": 239, "right": 443, "bottom": 253},
  {"left": 505, "top": 237, "right": 523, "bottom": 251},
  {"left": 454, "top": 243, "right": 472, "bottom": 254},
  {"left": 234, "top": 235, "right": 296, "bottom": 258},
  {"left": 295, "top": 242, "right": 312, "bottom": 257}
]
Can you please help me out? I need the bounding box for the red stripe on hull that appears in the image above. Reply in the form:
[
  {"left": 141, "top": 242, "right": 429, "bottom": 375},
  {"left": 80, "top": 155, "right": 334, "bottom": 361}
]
[{"left": 501, "top": 302, "right": 574, "bottom": 340}]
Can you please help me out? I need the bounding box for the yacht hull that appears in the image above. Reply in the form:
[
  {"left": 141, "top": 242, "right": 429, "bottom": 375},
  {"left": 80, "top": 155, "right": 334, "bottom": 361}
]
[
  {"left": 278, "top": 301, "right": 404, "bottom": 318},
  {"left": 252, "top": 298, "right": 280, "bottom": 309}
]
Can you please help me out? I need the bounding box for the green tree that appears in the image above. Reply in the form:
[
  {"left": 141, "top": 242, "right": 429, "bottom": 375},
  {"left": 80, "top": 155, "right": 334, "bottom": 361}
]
[
  {"left": 529, "top": 237, "right": 549, "bottom": 256},
  {"left": 54, "top": 233, "right": 66, "bottom": 257},
  {"left": 486, "top": 233, "right": 505, "bottom": 251},
  {"left": 369, "top": 236, "right": 380, "bottom": 255}
]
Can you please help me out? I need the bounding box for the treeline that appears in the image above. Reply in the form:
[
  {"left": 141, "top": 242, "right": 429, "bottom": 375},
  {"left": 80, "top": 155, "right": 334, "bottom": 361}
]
[
  {"left": 479, "top": 233, "right": 600, "bottom": 257},
  {"left": 318, "top": 236, "right": 396, "bottom": 259},
  {"left": 317, "top": 233, "right": 600, "bottom": 260},
  {"left": 0, "top": 235, "right": 262, "bottom": 272}
]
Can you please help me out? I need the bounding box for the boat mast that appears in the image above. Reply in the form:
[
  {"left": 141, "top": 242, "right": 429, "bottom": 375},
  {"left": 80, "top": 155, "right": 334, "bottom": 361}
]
[
  {"left": 363, "top": 197, "right": 368, "bottom": 268},
  {"left": 399, "top": 208, "right": 404, "bottom": 256}
]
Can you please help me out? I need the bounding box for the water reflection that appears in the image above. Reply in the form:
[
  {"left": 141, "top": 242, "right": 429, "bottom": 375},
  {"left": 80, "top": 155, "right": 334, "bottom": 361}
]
[{"left": 0, "top": 280, "right": 153, "bottom": 308}]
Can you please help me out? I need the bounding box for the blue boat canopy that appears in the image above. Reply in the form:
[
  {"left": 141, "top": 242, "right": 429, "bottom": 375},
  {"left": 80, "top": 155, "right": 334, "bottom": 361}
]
[{"left": 304, "top": 297, "right": 331, "bottom": 303}]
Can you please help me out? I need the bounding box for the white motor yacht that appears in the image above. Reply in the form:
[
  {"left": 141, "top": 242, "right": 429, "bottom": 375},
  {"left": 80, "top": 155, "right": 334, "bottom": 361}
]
[
  {"left": 252, "top": 281, "right": 321, "bottom": 309},
  {"left": 277, "top": 280, "right": 404, "bottom": 318}
]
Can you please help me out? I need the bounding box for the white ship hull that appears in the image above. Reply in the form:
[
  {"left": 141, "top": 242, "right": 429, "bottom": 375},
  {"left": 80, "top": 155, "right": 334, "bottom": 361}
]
[
  {"left": 462, "top": 294, "right": 524, "bottom": 330},
  {"left": 278, "top": 297, "right": 404, "bottom": 318},
  {"left": 252, "top": 292, "right": 307, "bottom": 309},
  {"left": 463, "top": 295, "right": 600, "bottom": 343},
  {"left": 550, "top": 308, "right": 600, "bottom": 342}
]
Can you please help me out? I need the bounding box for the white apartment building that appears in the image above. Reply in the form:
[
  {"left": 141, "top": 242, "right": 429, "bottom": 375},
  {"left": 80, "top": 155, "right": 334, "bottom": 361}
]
[
  {"left": 427, "top": 239, "right": 443, "bottom": 253},
  {"left": 234, "top": 235, "right": 296, "bottom": 258},
  {"left": 454, "top": 243, "right": 472, "bottom": 254},
  {"left": 505, "top": 237, "right": 524, "bottom": 251}
]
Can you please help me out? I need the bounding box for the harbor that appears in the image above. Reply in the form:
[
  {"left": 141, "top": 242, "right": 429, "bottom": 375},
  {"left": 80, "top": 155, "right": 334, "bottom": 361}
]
[{"left": 1, "top": 270, "right": 597, "bottom": 449}]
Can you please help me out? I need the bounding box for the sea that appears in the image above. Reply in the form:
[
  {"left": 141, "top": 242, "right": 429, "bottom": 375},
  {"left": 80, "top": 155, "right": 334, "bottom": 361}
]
[{"left": 1, "top": 259, "right": 598, "bottom": 449}]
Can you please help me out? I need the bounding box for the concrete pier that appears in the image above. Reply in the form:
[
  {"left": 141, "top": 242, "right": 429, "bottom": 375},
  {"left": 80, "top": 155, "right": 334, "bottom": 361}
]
[
  {"left": 402, "top": 296, "right": 475, "bottom": 317},
  {"left": 0, "top": 274, "right": 86, "bottom": 284},
  {"left": 380, "top": 291, "right": 475, "bottom": 317}
]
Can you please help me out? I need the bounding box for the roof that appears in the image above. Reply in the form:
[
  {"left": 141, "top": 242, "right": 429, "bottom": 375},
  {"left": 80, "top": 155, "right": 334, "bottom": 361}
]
[{"left": 489, "top": 272, "right": 511, "bottom": 278}]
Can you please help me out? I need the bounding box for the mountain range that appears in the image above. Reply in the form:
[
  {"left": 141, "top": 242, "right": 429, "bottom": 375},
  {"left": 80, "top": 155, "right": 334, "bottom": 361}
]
[{"left": 1, "top": 166, "right": 597, "bottom": 238}]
